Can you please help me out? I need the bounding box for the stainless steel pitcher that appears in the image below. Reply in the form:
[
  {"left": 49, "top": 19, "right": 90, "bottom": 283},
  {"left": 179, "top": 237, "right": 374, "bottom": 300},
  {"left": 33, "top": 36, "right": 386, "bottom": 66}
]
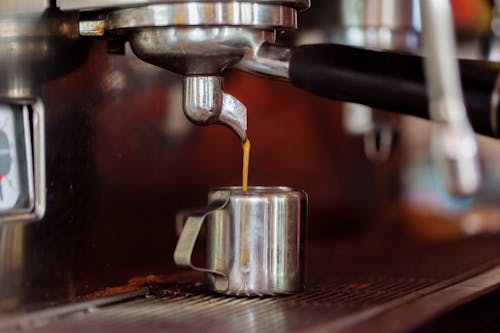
[{"left": 174, "top": 186, "right": 307, "bottom": 296}]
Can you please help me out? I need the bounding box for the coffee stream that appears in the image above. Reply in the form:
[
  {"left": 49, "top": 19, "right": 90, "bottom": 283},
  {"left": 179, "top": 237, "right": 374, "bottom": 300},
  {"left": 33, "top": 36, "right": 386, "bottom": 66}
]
[{"left": 242, "top": 139, "right": 251, "bottom": 192}]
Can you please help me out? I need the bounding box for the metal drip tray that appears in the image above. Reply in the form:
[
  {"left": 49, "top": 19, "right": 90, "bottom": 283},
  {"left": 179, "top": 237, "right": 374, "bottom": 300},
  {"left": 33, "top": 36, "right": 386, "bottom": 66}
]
[
  {"left": 8, "top": 286, "right": 430, "bottom": 333},
  {"left": 3, "top": 235, "right": 500, "bottom": 333}
]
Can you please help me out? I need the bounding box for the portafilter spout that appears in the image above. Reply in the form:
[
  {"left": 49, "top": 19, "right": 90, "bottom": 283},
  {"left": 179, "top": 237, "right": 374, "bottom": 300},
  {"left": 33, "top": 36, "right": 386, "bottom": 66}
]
[
  {"left": 183, "top": 76, "right": 247, "bottom": 142},
  {"left": 126, "top": 25, "right": 268, "bottom": 142},
  {"left": 73, "top": 1, "right": 309, "bottom": 141}
]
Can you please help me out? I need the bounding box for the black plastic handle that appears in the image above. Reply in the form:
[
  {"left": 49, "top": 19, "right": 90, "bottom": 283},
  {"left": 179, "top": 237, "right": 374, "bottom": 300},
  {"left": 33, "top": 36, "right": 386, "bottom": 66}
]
[{"left": 289, "top": 44, "right": 500, "bottom": 138}]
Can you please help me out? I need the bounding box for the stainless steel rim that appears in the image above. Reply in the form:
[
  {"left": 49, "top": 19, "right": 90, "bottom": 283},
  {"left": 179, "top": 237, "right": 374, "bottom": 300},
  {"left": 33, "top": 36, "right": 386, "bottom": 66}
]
[
  {"left": 106, "top": 2, "right": 298, "bottom": 30},
  {"left": 58, "top": 0, "right": 310, "bottom": 11},
  {"left": 211, "top": 186, "right": 299, "bottom": 194}
]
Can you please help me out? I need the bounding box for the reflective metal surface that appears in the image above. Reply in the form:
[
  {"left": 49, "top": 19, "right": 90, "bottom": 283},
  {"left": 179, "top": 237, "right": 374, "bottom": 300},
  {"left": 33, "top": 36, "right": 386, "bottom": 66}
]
[
  {"left": 420, "top": 0, "right": 481, "bottom": 197},
  {"left": 237, "top": 43, "right": 293, "bottom": 80},
  {"left": 175, "top": 187, "right": 307, "bottom": 296},
  {"left": 0, "top": 101, "right": 46, "bottom": 225},
  {"left": 77, "top": 1, "right": 302, "bottom": 139},
  {"left": 0, "top": 10, "right": 82, "bottom": 100},
  {"left": 58, "top": 0, "right": 311, "bottom": 11},
  {"left": 78, "top": 2, "right": 299, "bottom": 37},
  {"left": 4, "top": 235, "right": 500, "bottom": 333},
  {"left": 343, "top": 265, "right": 500, "bottom": 333},
  {"left": 335, "top": 0, "right": 421, "bottom": 163},
  {"left": 106, "top": 3, "right": 299, "bottom": 31},
  {"left": 128, "top": 27, "right": 275, "bottom": 75},
  {"left": 0, "top": 7, "right": 86, "bottom": 227},
  {"left": 339, "top": 0, "right": 421, "bottom": 50},
  {"left": 0, "top": 0, "right": 49, "bottom": 15},
  {"left": 183, "top": 76, "right": 247, "bottom": 141}
]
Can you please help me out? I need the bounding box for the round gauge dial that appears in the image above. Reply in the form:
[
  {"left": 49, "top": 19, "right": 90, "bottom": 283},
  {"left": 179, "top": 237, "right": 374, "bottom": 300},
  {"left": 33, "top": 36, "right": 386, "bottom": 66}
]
[{"left": 0, "top": 104, "right": 29, "bottom": 212}]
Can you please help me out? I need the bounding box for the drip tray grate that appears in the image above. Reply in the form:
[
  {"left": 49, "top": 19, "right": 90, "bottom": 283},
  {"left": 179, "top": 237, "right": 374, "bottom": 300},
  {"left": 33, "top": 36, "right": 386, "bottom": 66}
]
[
  {"left": 8, "top": 235, "right": 500, "bottom": 333},
  {"left": 11, "top": 276, "right": 483, "bottom": 333}
]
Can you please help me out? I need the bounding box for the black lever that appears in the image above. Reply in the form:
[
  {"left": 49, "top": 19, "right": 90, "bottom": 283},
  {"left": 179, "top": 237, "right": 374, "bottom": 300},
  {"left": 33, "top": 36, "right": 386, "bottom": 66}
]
[{"left": 289, "top": 43, "right": 500, "bottom": 138}]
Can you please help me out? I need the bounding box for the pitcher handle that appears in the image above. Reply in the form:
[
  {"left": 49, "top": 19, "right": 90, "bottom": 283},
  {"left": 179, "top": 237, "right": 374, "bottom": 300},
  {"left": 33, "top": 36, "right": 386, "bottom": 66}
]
[{"left": 173, "top": 191, "right": 230, "bottom": 280}]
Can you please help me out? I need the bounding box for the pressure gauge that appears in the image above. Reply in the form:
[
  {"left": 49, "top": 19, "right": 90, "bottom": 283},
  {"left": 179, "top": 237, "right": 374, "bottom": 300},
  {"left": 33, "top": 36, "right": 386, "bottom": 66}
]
[
  {"left": 0, "top": 104, "right": 33, "bottom": 212},
  {"left": 0, "top": 101, "right": 45, "bottom": 224}
]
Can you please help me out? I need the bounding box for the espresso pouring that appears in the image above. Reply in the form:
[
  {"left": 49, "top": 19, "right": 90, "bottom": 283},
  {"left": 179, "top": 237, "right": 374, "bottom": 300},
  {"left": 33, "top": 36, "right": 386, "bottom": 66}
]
[{"left": 242, "top": 139, "right": 251, "bottom": 192}]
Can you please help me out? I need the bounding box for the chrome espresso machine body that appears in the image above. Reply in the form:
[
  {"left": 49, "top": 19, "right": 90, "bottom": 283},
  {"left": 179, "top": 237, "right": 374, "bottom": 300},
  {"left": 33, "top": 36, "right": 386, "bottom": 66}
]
[{"left": 1, "top": 1, "right": 500, "bottom": 332}]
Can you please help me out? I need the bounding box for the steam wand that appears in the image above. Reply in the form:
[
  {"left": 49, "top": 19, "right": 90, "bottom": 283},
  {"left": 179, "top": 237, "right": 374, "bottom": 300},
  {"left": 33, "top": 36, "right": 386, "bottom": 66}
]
[{"left": 420, "top": 0, "right": 481, "bottom": 196}]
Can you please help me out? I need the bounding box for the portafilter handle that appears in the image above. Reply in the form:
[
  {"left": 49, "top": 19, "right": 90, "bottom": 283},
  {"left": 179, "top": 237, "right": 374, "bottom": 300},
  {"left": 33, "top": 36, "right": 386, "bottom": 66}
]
[{"left": 235, "top": 23, "right": 490, "bottom": 196}]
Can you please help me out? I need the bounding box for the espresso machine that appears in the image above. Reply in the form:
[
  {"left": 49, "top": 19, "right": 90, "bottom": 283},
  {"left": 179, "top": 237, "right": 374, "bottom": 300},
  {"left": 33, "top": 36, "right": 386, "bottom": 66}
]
[{"left": 1, "top": 0, "right": 500, "bottom": 332}]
